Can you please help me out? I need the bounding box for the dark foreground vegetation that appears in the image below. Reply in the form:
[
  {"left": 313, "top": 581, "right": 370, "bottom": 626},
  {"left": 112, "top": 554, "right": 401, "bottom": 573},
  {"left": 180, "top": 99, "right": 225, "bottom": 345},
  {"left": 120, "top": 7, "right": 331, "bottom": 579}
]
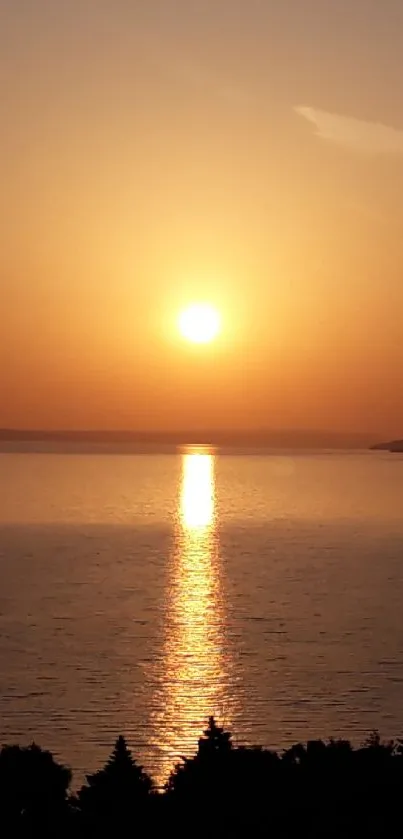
[{"left": 2, "top": 718, "right": 403, "bottom": 836}]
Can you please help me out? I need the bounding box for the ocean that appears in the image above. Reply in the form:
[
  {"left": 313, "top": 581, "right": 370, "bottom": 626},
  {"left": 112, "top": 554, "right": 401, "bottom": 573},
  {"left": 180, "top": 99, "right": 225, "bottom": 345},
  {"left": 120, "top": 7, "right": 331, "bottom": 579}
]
[{"left": 0, "top": 447, "right": 403, "bottom": 785}]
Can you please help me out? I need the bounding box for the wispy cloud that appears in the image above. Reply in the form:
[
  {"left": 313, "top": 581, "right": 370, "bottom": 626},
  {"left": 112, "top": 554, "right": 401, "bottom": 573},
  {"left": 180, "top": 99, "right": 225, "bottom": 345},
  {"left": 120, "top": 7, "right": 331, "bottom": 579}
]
[{"left": 296, "top": 106, "right": 403, "bottom": 154}]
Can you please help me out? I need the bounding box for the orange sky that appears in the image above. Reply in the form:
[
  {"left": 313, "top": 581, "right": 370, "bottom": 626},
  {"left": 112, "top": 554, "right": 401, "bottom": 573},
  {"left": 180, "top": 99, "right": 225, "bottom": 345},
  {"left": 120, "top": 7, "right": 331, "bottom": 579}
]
[{"left": 1, "top": 1, "right": 403, "bottom": 435}]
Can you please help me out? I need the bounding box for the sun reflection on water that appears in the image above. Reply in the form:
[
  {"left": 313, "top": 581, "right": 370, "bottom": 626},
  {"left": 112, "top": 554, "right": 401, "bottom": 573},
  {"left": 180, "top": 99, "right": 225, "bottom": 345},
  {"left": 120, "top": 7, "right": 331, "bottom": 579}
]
[
  {"left": 181, "top": 453, "right": 214, "bottom": 529},
  {"left": 150, "top": 451, "right": 234, "bottom": 786}
]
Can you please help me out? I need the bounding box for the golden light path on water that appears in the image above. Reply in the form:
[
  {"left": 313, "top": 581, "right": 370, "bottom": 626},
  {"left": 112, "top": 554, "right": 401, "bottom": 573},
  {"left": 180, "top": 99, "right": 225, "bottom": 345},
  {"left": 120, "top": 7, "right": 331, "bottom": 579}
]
[{"left": 150, "top": 451, "right": 235, "bottom": 786}]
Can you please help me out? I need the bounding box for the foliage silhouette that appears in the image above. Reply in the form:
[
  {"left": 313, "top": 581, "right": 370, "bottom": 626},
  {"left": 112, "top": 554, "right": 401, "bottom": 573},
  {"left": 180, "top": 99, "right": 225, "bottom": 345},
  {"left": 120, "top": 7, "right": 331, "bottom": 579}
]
[
  {"left": 0, "top": 742, "right": 71, "bottom": 835},
  {"left": 165, "top": 721, "right": 403, "bottom": 834},
  {"left": 77, "top": 735, "right": 153, "bottom": 828},
  {"left": 165, "top": 716, "right": 233, "bottom": 797},
  {"left": 2, "top": 719, "right": 403, "bottom": 836}
]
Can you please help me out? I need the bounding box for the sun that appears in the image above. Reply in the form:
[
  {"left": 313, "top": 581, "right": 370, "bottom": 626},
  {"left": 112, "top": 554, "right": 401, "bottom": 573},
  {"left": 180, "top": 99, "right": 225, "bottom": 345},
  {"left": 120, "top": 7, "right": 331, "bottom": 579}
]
[{"left": 179, "top": 303, "right": 221, "bottom": 344}]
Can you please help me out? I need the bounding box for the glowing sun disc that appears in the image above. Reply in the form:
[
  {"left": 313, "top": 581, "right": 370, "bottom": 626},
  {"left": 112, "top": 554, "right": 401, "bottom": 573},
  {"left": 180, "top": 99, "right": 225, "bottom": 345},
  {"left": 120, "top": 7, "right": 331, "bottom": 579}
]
[{"left": 179, "top": 304, "right": 221, "bottom": 344}]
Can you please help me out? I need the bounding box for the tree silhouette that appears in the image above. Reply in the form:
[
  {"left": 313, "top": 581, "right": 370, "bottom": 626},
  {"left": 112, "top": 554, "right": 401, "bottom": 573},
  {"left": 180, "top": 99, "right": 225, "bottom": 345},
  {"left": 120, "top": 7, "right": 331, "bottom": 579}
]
[
  {"left": 1, "top": 720, "right": 403, "bottom": 836},
  {"left": 0, "top": 743, "right": 71, "bottom": 835},
  {"left": 77, "top": 735, "right": 153, "bottom": 828},
  {"left": 198, "top": 716, "right": 233, "bottom": 756},
  {"left": 166, "top": 717, "right": 235, "bottom": 801}
]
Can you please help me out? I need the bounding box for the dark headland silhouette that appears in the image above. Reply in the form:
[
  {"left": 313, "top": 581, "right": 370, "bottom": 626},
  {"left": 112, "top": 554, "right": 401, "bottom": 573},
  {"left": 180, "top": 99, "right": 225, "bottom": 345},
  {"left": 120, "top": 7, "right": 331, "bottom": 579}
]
[
  {"left": 371, "top": 439, "right": 403, "bottom": 452},
  {"left": 2, "top": 718, "right": 403, "bottom": 836},
  {"left": 0, "top": 427, "right": 379, "bottom": 450}
]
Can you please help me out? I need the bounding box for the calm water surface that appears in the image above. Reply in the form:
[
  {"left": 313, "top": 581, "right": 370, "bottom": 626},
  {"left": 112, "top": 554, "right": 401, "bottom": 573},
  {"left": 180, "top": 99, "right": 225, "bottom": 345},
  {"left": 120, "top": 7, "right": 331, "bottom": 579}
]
[{"left": 0, "top": 449, "right": 403, "bottom": 784}]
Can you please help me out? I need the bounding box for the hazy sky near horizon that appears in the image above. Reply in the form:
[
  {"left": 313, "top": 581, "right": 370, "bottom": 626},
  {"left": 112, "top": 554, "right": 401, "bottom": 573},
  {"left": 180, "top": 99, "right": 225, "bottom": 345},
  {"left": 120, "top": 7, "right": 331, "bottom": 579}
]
[{"left": 1, "top": 0, "right": 403, "bottom": 434}]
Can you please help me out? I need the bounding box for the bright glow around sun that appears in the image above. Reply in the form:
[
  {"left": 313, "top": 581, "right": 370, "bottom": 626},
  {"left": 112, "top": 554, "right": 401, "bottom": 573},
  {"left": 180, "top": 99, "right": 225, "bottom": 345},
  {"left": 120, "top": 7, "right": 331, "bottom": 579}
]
[{"left": 179, "top": 304, "right": 221, "bottom": 344}]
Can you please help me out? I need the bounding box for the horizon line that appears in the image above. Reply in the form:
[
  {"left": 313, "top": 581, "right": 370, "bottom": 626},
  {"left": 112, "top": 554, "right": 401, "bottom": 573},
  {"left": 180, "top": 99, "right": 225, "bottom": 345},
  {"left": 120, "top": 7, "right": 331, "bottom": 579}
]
[{"left": 0, "top": 427, "right": 386, "bottom": 446}]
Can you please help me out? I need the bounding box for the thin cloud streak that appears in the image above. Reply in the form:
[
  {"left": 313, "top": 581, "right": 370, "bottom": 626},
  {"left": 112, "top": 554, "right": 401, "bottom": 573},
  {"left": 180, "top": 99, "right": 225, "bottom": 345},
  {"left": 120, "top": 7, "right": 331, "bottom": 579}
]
[{"left": 296, "top": 106, "right": 403, "bottom": 154}]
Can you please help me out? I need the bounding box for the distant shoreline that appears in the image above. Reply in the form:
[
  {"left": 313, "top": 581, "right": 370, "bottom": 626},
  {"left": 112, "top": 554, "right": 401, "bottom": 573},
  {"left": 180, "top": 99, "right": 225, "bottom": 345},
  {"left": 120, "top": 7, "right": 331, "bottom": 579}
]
[
  {"left": 371, "top": 439, "right": 403, "bottom": 453},
  {"left": 0, "top": 428, "right": 379, "bottom": 450}
]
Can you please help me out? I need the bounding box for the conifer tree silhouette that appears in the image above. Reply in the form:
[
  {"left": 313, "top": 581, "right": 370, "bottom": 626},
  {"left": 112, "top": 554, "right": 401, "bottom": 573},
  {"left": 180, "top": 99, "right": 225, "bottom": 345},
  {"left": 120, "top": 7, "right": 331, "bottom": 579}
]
[{"left": 78, "top": 735, "right": 152, "bottom": 826}]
